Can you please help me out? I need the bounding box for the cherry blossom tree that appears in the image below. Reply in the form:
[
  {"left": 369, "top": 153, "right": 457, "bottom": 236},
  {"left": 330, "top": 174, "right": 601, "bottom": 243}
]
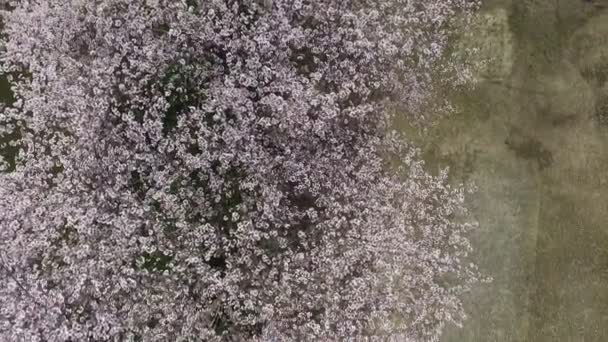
[{"left": 0, "top": 0, "right": 482, "bottom": 341}]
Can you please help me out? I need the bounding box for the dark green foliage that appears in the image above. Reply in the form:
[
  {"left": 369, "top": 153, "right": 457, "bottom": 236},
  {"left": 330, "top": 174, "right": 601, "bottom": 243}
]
[
  {"left": 129, "top": 170, "right": 148, "bottom": 200},
  {"left": 185, "top": 0, "right": 198, "bottom": 10},
  {"left": 137, "top": 250, "right": 173, "bottom": 273},
  {"left": 0, "top": 75, "right": 18, "bottom": 173},
  {"left": 0, "top": 75, "right": 15, "bottom": 104},
  {"left": 158, "top": 62, "right": 208, "bottom": 135}
]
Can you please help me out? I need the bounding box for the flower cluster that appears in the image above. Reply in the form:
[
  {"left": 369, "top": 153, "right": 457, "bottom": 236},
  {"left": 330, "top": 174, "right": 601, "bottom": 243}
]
[{"left": 0, "top": 0, "right": 481, "bottom": 341}]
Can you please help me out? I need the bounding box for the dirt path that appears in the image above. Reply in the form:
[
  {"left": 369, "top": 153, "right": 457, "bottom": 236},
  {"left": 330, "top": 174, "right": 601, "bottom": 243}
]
[{"left": 396, "top": 0, "right": 608, "bottom": 340}]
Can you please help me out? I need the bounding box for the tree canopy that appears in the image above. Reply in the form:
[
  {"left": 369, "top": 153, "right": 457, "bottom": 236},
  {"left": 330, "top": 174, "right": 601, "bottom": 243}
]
[{"left": 0, "top": 0, "right": 481, "bottom": 341}]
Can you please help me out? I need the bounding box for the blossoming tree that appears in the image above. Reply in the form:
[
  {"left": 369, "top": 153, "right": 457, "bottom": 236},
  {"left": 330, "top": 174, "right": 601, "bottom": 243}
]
[{"left": 0, "top": 0, "right": 482, "bottom": 341}]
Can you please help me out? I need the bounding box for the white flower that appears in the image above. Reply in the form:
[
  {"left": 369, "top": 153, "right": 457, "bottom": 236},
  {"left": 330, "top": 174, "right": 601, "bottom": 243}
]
[{"left": 0, "top": 0, "right": 481, "bottom": 340}]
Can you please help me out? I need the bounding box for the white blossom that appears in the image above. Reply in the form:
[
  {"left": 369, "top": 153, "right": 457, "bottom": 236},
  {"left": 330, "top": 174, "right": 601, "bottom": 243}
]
[{"left": 0, "top": 0, "right": 482, "bottom": 341}]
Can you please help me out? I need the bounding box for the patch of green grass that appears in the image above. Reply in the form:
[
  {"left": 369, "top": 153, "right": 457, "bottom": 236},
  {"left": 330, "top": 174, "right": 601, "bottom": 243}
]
[{"left": 136, "top": 250, "right": 173, "bottom": 273}]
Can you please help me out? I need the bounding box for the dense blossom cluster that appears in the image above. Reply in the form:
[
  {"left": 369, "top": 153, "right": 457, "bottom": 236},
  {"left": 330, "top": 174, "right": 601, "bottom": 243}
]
[{"left": 0, "top": 0, "right": 481, "bottom": 341}]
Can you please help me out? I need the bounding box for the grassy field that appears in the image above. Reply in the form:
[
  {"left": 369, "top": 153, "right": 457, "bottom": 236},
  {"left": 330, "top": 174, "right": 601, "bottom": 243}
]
[{"left": 396, "top": 0, "right": 608, "bottom": 340}]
